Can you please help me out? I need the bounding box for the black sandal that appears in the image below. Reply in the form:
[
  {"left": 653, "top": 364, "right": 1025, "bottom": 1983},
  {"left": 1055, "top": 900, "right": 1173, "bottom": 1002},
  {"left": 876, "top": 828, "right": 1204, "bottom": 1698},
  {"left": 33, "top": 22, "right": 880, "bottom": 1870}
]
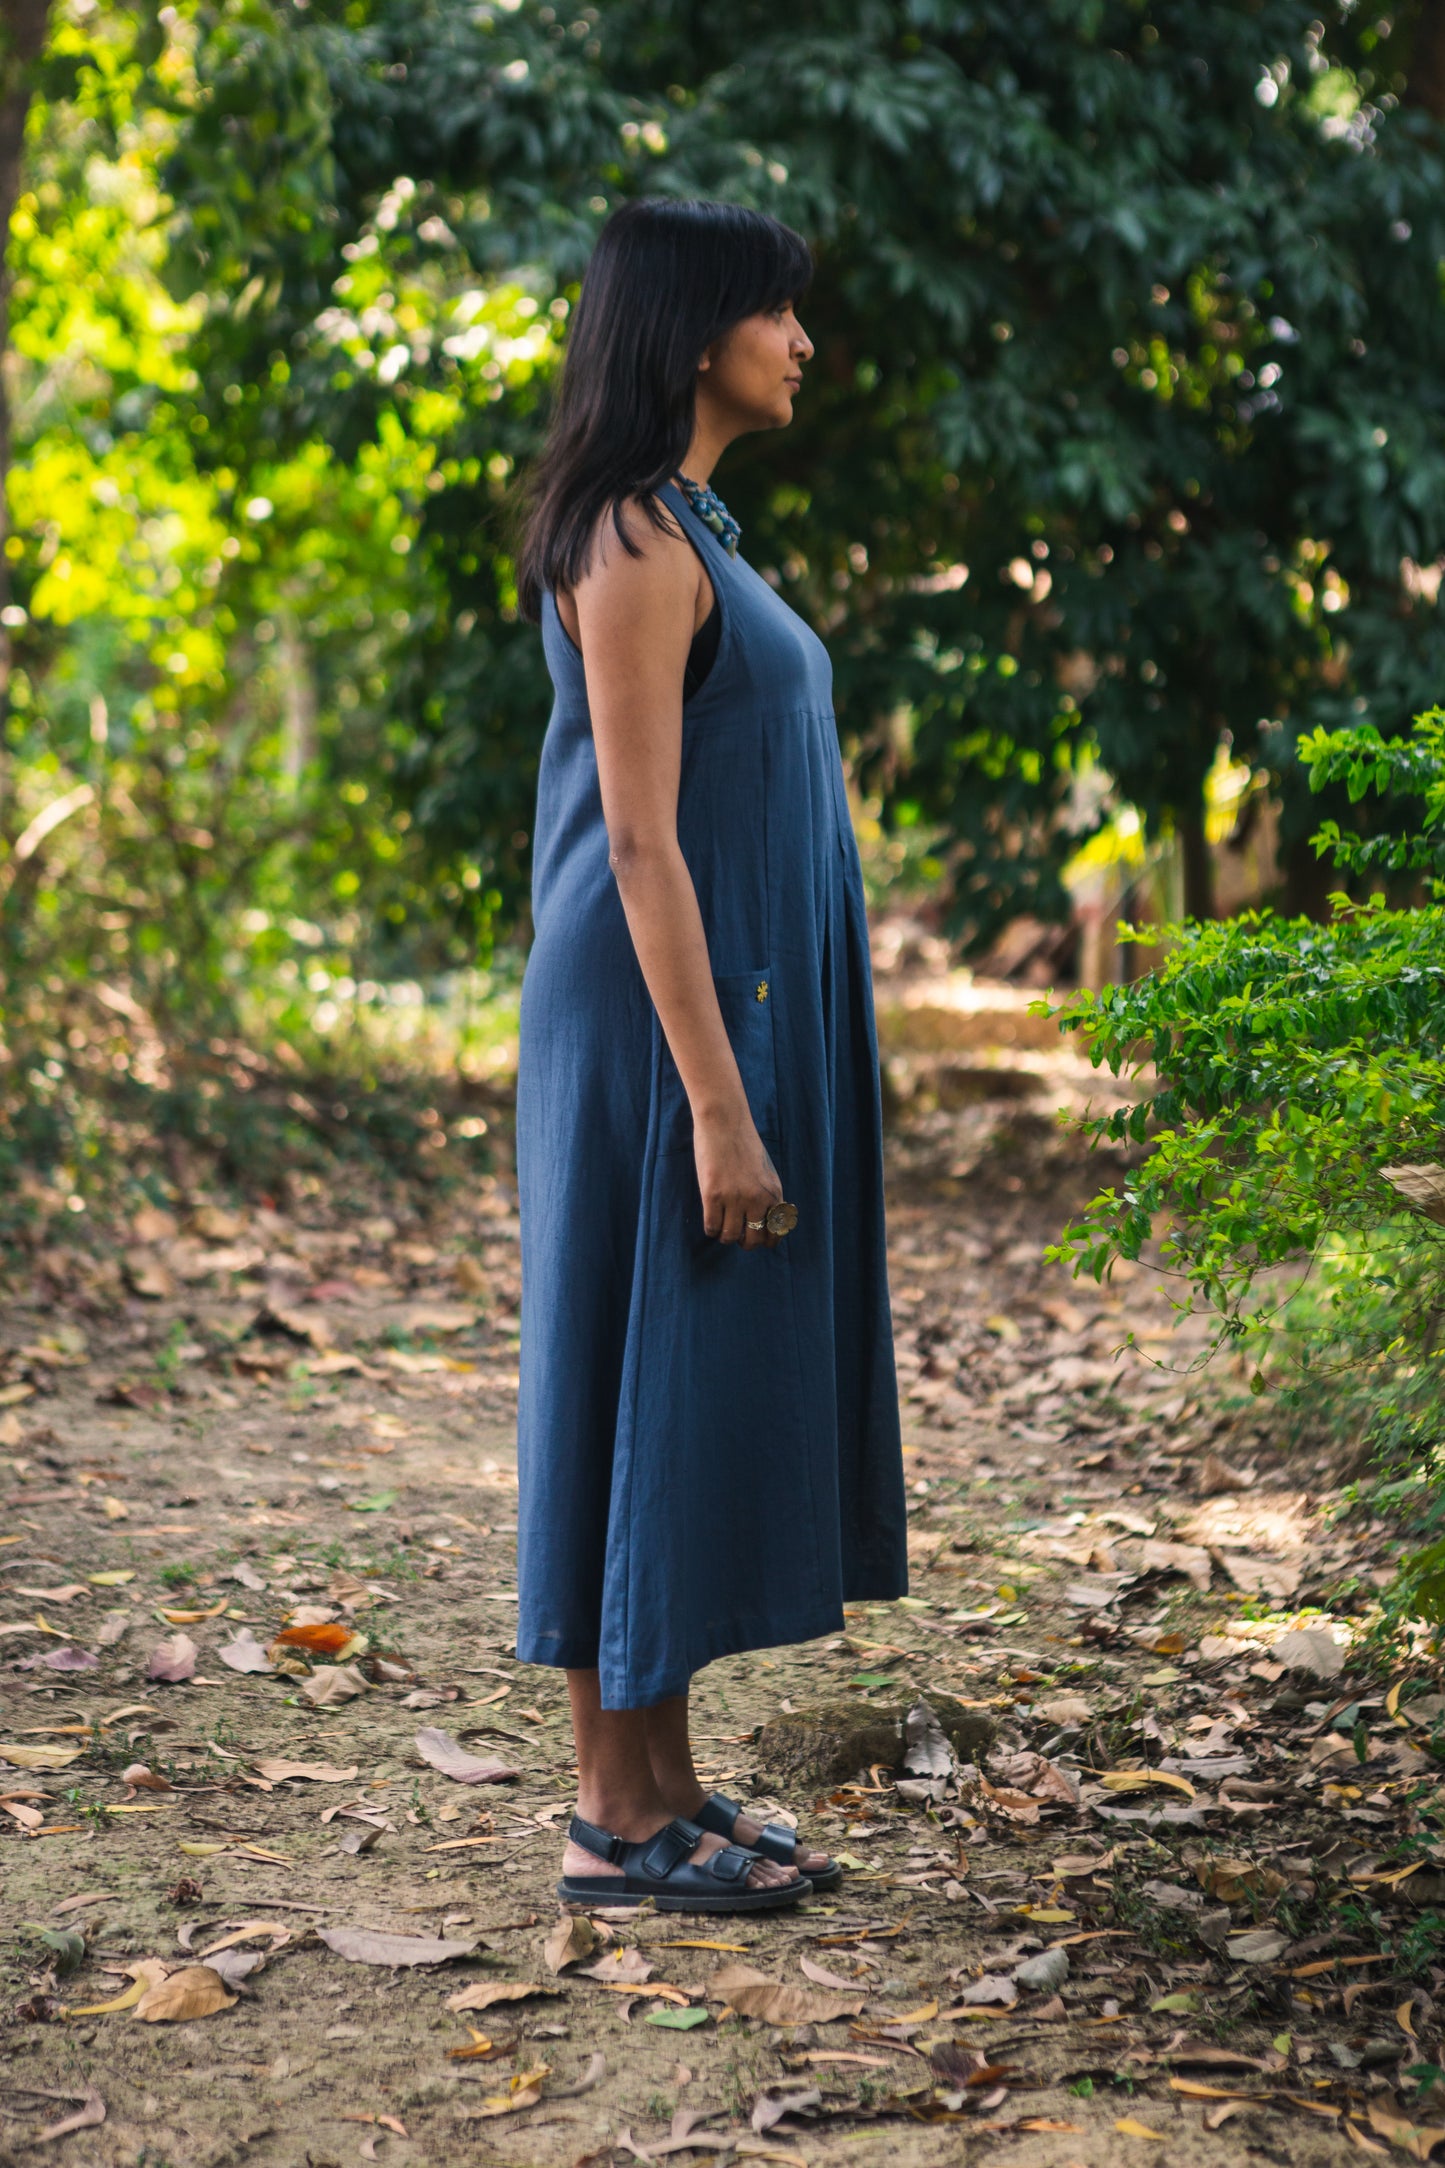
[
  {"left": 557, "top": 1813, "right": 810, "bottom": 1913},
  {"left": 695, "top": 1790, "right": 844, "bottom": 1893}
]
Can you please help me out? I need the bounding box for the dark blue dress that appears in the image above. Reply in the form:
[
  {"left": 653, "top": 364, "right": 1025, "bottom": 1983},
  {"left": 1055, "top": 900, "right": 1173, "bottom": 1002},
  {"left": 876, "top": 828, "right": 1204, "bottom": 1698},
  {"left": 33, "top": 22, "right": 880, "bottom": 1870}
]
[{"left": 515, "top": 481, "right": 907, "bottom": 1710}]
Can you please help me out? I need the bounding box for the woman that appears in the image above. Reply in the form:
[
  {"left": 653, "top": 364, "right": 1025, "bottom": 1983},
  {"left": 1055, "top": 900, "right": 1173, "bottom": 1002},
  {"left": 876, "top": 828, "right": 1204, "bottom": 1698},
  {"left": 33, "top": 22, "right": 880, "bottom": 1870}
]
[{"left": 515, "top": 198, "right": 908, "bottom": 1913}]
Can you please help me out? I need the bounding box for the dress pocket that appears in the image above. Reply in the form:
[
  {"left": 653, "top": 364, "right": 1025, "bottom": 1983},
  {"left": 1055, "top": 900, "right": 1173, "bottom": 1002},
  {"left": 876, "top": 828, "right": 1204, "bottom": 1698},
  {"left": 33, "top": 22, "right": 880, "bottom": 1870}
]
[{"left": 656, "top": 967, "right": 779, "bottom": 1155}]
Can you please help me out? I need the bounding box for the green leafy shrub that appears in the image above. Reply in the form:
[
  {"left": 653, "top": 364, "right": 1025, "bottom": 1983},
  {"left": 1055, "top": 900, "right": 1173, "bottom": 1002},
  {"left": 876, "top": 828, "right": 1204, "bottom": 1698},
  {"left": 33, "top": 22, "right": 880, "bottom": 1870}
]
[{"left": 1048, "top": 709, "right": 1445, "bottom": 1613}]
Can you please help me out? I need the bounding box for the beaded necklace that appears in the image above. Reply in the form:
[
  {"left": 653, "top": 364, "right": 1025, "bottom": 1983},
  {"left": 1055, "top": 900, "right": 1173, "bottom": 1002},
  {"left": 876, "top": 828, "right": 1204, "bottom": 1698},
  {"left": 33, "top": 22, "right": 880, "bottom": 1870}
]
[{"left": 674, "top": 470, "right": 741, "bottom": 557}]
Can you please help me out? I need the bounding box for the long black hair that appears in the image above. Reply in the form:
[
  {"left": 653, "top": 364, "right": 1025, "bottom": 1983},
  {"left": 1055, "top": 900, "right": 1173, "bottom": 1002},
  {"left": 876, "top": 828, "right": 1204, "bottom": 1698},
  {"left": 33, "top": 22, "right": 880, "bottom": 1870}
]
[{"left": 516, "top": 198, "right": 812, "bottom": 620}]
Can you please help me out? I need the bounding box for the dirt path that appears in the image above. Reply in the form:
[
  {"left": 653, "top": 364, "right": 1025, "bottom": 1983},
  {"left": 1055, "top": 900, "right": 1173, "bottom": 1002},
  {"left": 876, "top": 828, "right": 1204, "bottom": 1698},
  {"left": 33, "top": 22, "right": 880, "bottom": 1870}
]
[{"left": 0, "top": 1039, "right": 1438, "bottom": 2168}]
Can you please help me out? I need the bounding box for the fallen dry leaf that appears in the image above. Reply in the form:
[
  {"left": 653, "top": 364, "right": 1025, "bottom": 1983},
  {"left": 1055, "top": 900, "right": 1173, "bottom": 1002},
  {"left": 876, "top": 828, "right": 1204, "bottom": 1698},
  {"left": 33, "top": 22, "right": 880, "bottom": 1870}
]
[
  {"left": 580, "top": 1948, "right": 654, "bottom": 1985},
  {"left": 253, "top": 1759, "right": 359, "bottom": 1784},
  {"left": 120, "top": 1763, "right": 171, "bottom": 1794},
  {"left": 402, "top": 1302, "right": 476, "bottom": 1334},
  {"left": 66, "top": 1960, "right": 169, "bottom": 2016},
  {"left": 270, "top": 1621, "right": 367, "bottom": 1660},
  {"left": 1139, "top": 1539, "right": 1212, "bottom": 1590},
  {"left": 217, "top": 1630, "right": 273, "bottom": 1675},
  {"left": 1199, "top": 1451, "right": 1254, "bottom": 1494},
  {"left": 0, "top": 1742, "right": 83, "bottom": 1770},
  {"left": 1115, "top": 2118, "right": 1169, "bottom": 2141},
  {"left": 449, "top": 2028, "right": 514, "bottom": 2062},
  {"left": 414, "top": 1727, "right": 520, "bottom": 1784},
  {"left": 146, "top": 1634, "right": 198, "bottom": 1684},
  {"left": 1365, "top": 2096, "right": 1445, "bottom": 2154},
  {"left": 447, "top": 1980, "right": 562, "bottom": 2012},
  {"left": 299, "top": 1663, "right": 370, "bottom": 1706},
  {"left": 550, "top": 2051, "right": 607, "bottom": 2099},
  {"left": 31, "top": 2087, "right": 106, "bottom": 2143},
  {"left": 18, "top": 1645, "right": 99, "bottom": 1672},
  {"left": 710, "top": 1962, "right": 865, "bottom": 2024},
  {"left": 1225, "top": 1930, "right": 1289, "bottom": 1965},
  {"left": 196, "top": 1922, "right": 293, "bottom": 1959},
  {"left": 319, "top": 1926, "right": 477, "bottom": 1967},
  {"left": 752, "top": 2088, "right": 822, "bottom": 2135},
  {"left": 463, "top": 2066, "right": 549, "bottom": 2119},
  {"left": 976, "top": 1778, "right": 1039, "bottom": 1824},
  {"left": 134, "top": 1965, "right": 237, "bottom": 2022},
  {"left": 1101, "top": 1769, "right": 1196, "bottom": 1799},
  {"left": 544, "top": 1913, "right": 600, "bottom": 1973},
  {"left": 1215, "top": 1552, "right": 1301, "bottom": 1600},
  {"left": 1272, "top": 1626, "right": 1345, "bottom": 1679},
  {"left": 1199, "top": 1859, "right": 1287, "bottom": 1904}
]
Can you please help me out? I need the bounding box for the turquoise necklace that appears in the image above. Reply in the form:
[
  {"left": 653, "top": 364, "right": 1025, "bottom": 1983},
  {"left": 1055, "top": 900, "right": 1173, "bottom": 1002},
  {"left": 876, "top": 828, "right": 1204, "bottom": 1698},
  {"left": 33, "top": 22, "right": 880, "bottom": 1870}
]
[{"left": 674, "top": 470, "right": 741, "bottom": 557}]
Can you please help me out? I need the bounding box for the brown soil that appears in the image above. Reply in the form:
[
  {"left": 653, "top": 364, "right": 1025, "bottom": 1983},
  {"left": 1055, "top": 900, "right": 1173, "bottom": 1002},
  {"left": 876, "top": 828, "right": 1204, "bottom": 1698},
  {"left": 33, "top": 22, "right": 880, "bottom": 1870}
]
[{"left": 0, "top": 1053, "right": 1433, "bottom": 2168}]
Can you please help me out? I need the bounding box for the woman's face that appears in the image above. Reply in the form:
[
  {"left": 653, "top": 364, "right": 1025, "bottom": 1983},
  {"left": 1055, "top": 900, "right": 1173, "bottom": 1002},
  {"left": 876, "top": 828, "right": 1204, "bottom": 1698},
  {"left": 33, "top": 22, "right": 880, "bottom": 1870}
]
[{"left": 700, "top": 300, "right": 814, "bottom": 433}]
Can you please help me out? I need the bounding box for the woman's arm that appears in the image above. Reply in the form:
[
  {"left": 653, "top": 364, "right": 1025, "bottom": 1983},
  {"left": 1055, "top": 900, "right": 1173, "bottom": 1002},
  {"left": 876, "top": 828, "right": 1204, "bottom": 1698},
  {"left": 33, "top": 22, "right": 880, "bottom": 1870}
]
[{"left": 570, "top": 501, "right": 782, "bottom": 1248}]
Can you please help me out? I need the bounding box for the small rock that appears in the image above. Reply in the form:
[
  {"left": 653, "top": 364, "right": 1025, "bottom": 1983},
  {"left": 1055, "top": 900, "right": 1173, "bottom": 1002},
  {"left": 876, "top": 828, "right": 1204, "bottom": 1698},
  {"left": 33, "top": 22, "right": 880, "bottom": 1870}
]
[
  {"left": 755, "top": 1697, "right": 997, "bottom": 1785},
  {"left": 754, "top": 1704, "right": 906, "bottom": 1787}
]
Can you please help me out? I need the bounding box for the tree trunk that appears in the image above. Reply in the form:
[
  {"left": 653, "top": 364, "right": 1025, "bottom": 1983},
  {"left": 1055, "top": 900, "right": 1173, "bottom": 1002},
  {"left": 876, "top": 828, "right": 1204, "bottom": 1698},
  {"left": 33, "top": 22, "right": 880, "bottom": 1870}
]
[
  {"left": 0, "top": 0, "right": 52, "bottom": 780},
  {"left": 1404, "top": 0, "right": 1445, "bottom": 120},
  {"left": 1177, "top": 801, "right": 1214, "bottom": 921}
]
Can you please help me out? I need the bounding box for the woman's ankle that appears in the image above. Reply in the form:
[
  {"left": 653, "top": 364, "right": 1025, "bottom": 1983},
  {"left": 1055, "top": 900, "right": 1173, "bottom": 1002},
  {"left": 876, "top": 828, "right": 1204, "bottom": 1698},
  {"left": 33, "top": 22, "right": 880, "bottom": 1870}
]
[
  {"left": 652, "top": 1774, "right": 709, "bottom": 1819},
  {"left": 574, "top": 1786, "right": 672, "bottom": 1841}
]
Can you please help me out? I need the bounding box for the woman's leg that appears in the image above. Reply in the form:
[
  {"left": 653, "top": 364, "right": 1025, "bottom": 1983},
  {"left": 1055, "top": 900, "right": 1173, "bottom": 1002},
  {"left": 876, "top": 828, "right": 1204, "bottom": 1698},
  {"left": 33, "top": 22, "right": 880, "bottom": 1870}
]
[
  {"left": 643, "top": 1691, "right": 834, "bottom": 1878},
  {"left": 562, "top": 1670, "right": 797, "bottom": 1889}
]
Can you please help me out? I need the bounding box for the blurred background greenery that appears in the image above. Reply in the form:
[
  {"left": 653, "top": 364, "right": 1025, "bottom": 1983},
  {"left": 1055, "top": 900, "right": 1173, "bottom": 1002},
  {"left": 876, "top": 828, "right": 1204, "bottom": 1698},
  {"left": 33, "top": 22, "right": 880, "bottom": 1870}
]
[{"left": 3, "top": 0, "right": 1445, "bottom": 1212}]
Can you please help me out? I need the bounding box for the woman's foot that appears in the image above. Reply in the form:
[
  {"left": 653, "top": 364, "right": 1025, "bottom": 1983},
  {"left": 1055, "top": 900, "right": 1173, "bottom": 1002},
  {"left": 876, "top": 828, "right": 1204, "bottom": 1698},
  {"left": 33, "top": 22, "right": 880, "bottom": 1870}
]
[
  {"left": 660, "top": 1784, "right": 835, "bottom": 1881},
  {"left": 563, "top": 1799, "right": 799, "bottom": 1893}
]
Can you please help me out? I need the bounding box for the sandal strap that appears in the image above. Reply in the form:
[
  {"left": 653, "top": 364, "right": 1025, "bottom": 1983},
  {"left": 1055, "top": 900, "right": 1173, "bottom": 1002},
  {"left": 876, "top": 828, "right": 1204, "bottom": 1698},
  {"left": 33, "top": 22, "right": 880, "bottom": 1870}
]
[
  {"left": 703, "top": 1841, "right": 754, "bottom": 1886},
  {"left": 701, "top": 1790, "right": 799, "bottom": 1868},
  {"left": 752, "top": 1819, "right": 801, "bottom": 1867},
  {"left": 569, "top": 1814, "right": 625, "bottom": 1863},
  {"left": 640, "top": 1817, "right": 703, "bottom": 1879}
]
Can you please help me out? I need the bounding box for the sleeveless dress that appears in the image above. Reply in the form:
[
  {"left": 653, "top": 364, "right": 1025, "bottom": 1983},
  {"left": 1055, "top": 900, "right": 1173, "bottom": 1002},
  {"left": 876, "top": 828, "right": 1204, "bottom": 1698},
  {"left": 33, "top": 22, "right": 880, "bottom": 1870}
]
[{"left": 515, "top": 480, "right": 908, "bottom": 1710}]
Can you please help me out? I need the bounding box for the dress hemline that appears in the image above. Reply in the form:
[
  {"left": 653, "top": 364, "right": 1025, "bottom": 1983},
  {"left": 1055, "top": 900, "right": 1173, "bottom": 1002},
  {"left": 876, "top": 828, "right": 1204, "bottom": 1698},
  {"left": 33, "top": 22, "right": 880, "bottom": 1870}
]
[{"left": 517, "top": 1568, "right": 910, "bottom": 1710}]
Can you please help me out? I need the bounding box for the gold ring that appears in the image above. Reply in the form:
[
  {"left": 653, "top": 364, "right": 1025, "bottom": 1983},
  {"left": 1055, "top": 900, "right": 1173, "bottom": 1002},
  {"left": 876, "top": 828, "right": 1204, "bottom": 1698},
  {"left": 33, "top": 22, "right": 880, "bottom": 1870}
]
[
  {"left": 746, "top": 1218, "right": 765, "bottom": 1232},
  {"left": 764, "top": 1201, "right": 799, "bottom": 1238}
]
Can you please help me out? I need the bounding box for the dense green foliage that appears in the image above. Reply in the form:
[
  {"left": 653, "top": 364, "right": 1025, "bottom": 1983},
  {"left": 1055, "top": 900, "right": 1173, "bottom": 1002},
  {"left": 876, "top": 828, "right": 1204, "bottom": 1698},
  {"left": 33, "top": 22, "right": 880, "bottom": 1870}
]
[
  {"left": 156, "top": 0, "right": 1445, "bottom": 934},
  {"left": 5, "top": 0, "right": 1445, "bottom": 1202},
  {"left": 1051, "top": 711, "right": 1445, "bottom": 1607}
]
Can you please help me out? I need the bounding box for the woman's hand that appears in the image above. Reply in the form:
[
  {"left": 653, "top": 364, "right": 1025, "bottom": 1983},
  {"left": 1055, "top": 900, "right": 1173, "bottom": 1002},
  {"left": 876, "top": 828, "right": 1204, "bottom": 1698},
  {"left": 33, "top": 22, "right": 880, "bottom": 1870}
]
[{"left": 694, "top": 1108, "right": 784, "bottom": 1248}]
